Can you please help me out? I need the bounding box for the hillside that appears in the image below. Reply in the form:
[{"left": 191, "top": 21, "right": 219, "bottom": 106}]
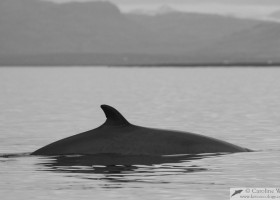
[
  {"left": 0, "top": 0, "right": 155, "bottom": 55},
  {"left": 128, "top": 12, "right": 260, "bottom": 54},
  {"left": 0, "top": 0, "right": 279, "bottom": 65},
  {"left": 270, "top": 10, "right": 280, "bottom": 19},
  {"left": 196, "top": 22, "right": 280, "bottom": 63}
]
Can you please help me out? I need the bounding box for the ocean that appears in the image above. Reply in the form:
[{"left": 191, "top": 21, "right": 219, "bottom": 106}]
[{"left": 0, "top": 67, "right": 279, "bottom": 200}]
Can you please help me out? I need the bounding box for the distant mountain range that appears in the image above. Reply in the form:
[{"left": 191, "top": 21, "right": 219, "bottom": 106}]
[
  {"left": 270, "top": 10, "right": 280, "bottom": 19},
  {"left": 198, "top": 22, "right": 280, "bottom": 62},
  {"left": 1, "top": 0, "right": 280, "bottom": 66}
]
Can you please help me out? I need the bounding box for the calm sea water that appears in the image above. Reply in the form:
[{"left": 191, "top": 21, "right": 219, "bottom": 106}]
[{"left": 0, "top": 67, "right": 279, "bottom": 200}]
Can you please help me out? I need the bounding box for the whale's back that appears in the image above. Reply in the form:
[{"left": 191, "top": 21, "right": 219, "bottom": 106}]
[
  {"left": 32, "top": 124, "right": 250, "bottom": 155},
  {"left": 32, "top": 105, "right": 251, "bottom": 156}
]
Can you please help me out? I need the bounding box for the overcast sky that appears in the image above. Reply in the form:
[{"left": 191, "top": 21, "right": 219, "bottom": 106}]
[
  {"left": 47, "top": 0, "right": 280, "bottom": 18},
  {"left": 49, "top": 0, "right": 280, "bottom": 6}
]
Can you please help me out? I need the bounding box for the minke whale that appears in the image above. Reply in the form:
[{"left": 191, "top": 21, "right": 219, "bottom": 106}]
[{"left": 32, "top": 105, "right": 251, "bottom": 156}]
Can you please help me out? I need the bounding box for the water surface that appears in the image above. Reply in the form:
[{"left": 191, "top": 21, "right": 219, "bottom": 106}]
[{"left": 0, "top": 67, "right": 279, "bottom": 200}]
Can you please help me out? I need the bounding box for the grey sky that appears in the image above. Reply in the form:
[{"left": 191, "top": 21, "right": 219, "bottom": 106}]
[
  {"left": 50, "top": 0, "right": 280, "bottom": 6},
  {"left": 47, "top": 0, "right": 280, "bottom": 17}
]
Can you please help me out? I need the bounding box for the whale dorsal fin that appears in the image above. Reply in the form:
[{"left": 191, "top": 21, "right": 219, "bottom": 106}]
[{"left": 101, "top": 105, "right": 130, "bottom": 126}]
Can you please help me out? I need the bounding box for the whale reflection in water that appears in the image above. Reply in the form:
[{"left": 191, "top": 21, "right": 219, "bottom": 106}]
[{"left": 36, "top": 153, "right": 225, "bottom": 175}]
